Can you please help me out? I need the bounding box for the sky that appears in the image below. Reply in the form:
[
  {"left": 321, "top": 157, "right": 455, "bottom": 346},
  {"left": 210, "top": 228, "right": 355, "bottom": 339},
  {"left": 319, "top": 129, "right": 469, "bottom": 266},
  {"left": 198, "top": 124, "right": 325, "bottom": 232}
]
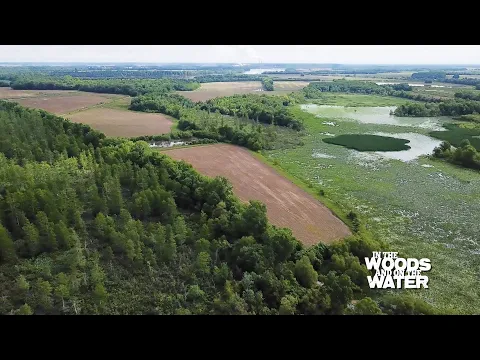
[{"left": 0, "top": 45, "right": 479, "bottom": 64}]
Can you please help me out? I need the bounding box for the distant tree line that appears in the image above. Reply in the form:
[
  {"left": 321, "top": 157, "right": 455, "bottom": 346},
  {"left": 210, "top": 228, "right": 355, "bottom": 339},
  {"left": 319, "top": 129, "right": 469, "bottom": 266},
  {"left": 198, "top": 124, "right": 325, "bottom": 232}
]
[
  {"left": 444, "top": 78, "right": 480, "bottom": 86},
  {"left": 394, "top": 98, "right": 480, "bottom": 117},
  {"left": 8, "top": 75, "right": 200, "bottom": 96},
  {"left": 302, "top": 80, "right": 414, "bottom": 98},
  {"left": 48, "top": 70, "right": 199, "bottom": 79},
  {"left": 409, "top": 71, "right": 480, "bottom": 87},
  {"left": 0, "top": 80, "right": 10, "bottom": 87},
  {"left": 410, "top": 71, "right": 447, "bottom": 81},
  {"left": 194, "top": 74, "right": 264, "bottom": 83}
]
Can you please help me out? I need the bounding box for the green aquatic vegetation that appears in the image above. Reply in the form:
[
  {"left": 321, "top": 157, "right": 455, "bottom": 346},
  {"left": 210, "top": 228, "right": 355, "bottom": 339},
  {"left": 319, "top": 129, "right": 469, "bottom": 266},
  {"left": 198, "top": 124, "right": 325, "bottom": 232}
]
[
  {"left": 262, "top": 103, "right": 480, "bottom": 314},
  {"left": 430, "top": 123, "right": 480, "bottom": 151},
  {"left": 307, "top": 93, "right": 413, "bottom": 107},
  {"left": 323, "top": 134, "right": 411, "bottom": 152}
]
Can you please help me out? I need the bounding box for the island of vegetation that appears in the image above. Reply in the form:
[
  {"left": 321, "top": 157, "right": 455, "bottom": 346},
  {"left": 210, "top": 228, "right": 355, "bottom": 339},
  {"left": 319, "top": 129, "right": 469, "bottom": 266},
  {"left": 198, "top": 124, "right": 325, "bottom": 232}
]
[{"left": 323, "top": 134, "right": 411, "bottom": 152}]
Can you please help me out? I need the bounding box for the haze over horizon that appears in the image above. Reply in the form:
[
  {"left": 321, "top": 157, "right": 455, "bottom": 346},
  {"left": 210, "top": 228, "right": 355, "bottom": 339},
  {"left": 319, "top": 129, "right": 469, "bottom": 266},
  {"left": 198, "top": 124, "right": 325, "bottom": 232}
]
[{"left": 0, "top": 45, "right": 479, "bottom": 65}]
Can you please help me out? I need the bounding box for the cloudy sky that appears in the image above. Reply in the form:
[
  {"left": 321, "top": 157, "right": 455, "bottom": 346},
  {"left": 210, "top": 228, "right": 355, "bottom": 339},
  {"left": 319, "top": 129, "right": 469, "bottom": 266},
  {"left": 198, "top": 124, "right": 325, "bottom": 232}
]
[{"left": 0, "top": 45, "right": 479, "bottom": 64}]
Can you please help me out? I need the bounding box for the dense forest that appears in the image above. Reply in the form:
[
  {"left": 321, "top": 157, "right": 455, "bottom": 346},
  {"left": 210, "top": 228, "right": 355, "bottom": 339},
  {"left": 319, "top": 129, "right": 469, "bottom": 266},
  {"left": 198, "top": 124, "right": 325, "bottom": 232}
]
[
  {"left": 302, "top": 80, "right": 415, "bottom": 98},
  {"left": 433, "top": 140, "right": 480, "bottom": 170},
  {"left": 198, "top": 94, "right": 303, "bottom": 130},
  {"left": 0, "top": 80, "right": 10, "bottom": 87},
  {"left": 303, "top": 81, "right": 397, "bottom": 97},
  {"left": 455, "top": 91, "right": 480, "bottom": 102},
  {"left": 8, "top": 75, "right": 200, "bottom": 96},
  {"left": 129, "top": 94, "right": 279, "bottom": 151},
  {"left": 0, "top": 100, "right": 440, "bottom": 315},
  {"left": 128, "top": 92, "right": 305, "bottom": 150}
]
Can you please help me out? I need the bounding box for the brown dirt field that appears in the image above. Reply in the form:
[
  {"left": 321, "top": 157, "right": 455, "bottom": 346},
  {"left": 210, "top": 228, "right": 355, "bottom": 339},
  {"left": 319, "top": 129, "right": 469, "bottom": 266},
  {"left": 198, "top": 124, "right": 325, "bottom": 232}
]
[
  {"left": 66, "top": 108, "right": 173, "bottom": 137},
  {"left": 165, "top": 143, "right": 351, "bottom": 245},
  {"left": 13, "top": 94, "right": 114, "bottom": 114},
  {"left": 178, "top": 81, "right": 263, "bottom": 102},
  {"left": 0, "top": 87, "right": 77, "bottom": 99}
]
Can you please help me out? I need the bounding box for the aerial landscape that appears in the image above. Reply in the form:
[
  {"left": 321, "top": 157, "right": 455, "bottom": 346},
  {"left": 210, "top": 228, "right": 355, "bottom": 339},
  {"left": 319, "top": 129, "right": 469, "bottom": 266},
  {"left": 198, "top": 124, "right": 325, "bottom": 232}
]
[{"left": 0, "top": 45, "right": 479, "bottom": 315}]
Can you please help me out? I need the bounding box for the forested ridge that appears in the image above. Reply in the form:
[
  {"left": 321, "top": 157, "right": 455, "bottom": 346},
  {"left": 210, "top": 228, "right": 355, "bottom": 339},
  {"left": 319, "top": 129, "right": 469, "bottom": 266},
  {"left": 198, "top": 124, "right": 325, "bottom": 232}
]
[{"left": 0, "top": 100, "right": 440, "bottom": 315}]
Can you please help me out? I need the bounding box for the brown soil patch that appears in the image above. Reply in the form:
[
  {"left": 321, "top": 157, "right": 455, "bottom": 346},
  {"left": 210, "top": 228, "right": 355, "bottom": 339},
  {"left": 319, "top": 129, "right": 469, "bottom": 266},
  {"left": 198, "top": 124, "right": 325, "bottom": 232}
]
[
  {"left": 13, "top": 94, "right": 115, "bottom": 114},
  {"left": 178, "top": 81, "right": 263, "bottom": 102},
  {"left": 0, "top": 87, "right": 77, "bottom": 99},
  {"left": 66, "top": 108, "right": 173, "bottom": 137},
  {"left": 165, "top": 144, "right": 351, "bottom": 245}
]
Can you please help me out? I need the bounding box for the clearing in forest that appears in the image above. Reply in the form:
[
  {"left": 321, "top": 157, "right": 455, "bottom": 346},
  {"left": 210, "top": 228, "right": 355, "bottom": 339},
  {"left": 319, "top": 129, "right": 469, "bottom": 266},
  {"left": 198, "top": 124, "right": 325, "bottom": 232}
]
[
  {"left": 164, "top": 143, "right": 352, "bottom": 245},
  {"left": 178, "top": 81, "right": 264, "bottom": 102}
]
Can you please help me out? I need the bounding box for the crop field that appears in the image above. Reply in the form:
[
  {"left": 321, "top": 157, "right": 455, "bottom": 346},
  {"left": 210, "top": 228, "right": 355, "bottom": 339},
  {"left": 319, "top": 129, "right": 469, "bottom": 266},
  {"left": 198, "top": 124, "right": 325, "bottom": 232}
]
[
  {"left": 273, "top": 81, "right": 310, "bottom": 91},
  {"left": 163, "top": 143, "right": 352, "bottom": 245},
  {"left": 178, "top": 81, "right": 264, "bottom": 102},
  {"left": 261, "top": 103, "right": 480, "bottom": 314},
  {"left": 0, "top": 87, "right": 78, "bottom": 99},
  {"left": 14, "top": 94, "right": 116, "bottom": 114},
  {"left": 66, "top": 108, "right": 174, "bottom": 137},
  {"left": 1, "top": 87, "right": 124, "bottom": 114}
]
